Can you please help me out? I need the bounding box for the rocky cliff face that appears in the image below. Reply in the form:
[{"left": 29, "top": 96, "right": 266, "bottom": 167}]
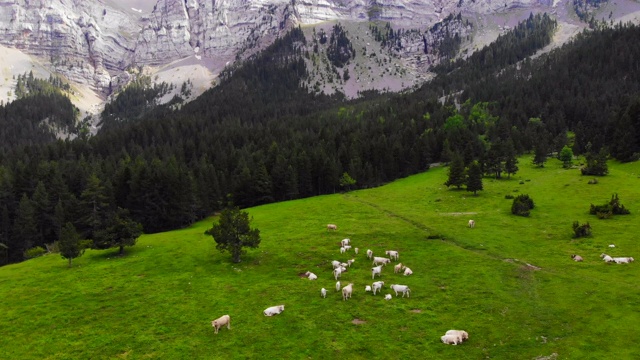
[{"left": 0, "top": 0, "right": 594, "bottom": 93}]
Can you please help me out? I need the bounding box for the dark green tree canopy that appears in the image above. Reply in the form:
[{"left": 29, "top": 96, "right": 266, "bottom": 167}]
[
  {"left": 205, "top": 207, "right": 261, "bottom": 263},
  {"left": 58, "top": 222, "right": 90, "bottom": 267}
]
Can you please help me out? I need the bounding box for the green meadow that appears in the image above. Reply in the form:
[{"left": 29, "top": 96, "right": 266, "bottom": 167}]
[{"left": 1, "top": 156, "right": 640, "bottom": 359}]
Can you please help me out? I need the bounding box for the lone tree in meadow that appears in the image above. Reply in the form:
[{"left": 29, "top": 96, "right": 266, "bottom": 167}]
[
  {"left": 466, "top": 161, "right": 483, "bottom": 195},
  {"left": 445, "top": 153, "right": 466, "bottom": 189},
  {"left": 206, "top": 207, "right": 261, "bottom": 263},
  {"left": 93, "top": 208, "right": 143, "bottom": 255},
  {"left": 58, "top": 222, "right": 90, "bottom": 267}
]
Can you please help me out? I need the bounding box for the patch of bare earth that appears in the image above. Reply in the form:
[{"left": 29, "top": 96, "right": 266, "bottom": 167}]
[
  {"left": 410, "top": 309, "right": 422, "bottom": 313},
  {"left": 352, "top": 318, "right": 366, "bottom": 325}
]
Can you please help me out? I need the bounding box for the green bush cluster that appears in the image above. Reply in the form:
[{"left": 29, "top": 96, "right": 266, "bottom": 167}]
[
  {"left": 511, "top": 194, "right": 535, "bottom": 217},
  {"left": 589, "top": 193, "right": 630, "bottom": 219},
  {"left": 23, "top": 246, "right": 46, "bottom": 259},
  {"left": 572, "top": 221, "right": 592, "bottom": 238}
]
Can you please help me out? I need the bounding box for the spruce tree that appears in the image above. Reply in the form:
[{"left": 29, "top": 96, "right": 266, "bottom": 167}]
[
  {"left": 58, "top": 222, "right": 85, "bottom": 267},
  {"left": 466, "top": 161, "right": 483, "bottom": 195},
  {"left": 445, "top": 154, "right": 465, "bottom": 189},
  {"left": 205, "top": 207, "right": 261, "bottom": 263}
]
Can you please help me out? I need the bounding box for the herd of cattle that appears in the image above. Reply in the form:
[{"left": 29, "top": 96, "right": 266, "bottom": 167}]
[{"left": 211, "top": 222, "right": 468, "bottom": 346}]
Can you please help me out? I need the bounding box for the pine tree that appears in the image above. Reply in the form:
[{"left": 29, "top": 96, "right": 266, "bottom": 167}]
[
  {"left": 504, "top": 140, "right": 519, "bottom": 178},
  {"left": 11, "top": 193, "right": 38, "bottom": 262},
  {"left": 445, "top": 153, "right": 465, "bottom": 189},
  {"left": 93, "top": 208, "right": 143, "bottom": 255},
  {"left": 205, "top": 207, "right": 261, "bottom": 263},
  {"left": 58, "top": 222, "right": 86, "bottom": 267},
  {"left": 466, "top": 161, "right": 483, "bottom": 195}
]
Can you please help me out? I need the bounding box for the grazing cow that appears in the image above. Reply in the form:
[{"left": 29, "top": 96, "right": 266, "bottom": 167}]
[
  {"left": 403, "top": 267, "right": 413, "bottom": 276},
  {"left": 305, "top": 271, "right": 318, "bottom": 280},
  {"left": 327, "top": 224, "right": 337, "bottom": 231},
  {"left": 441, "top": 334, "right": 462, "bottom": 345},
  {"left": 394, "top": 262, "right": 404, "bottom": 274},
  {"left": 372, "top": 281, "right": 384, "bottom": 295},
  {"left": 468, "top": 220, "right": 475, "bottom": 228},
  {"left": 384, "top": 294, "right": 392, "bottom": 300},
  {"left": 212, "top": 315, "right": 231, "bottom": 334},
  {"left": 446, "top": 330, "right": 469, "bottom": 342},
  {"left": 571, "top": 254, "right": 583, "bottom": 262},
  {"left": 336, "top": 281, "right": 341, "bottom": 291},
  {"left": 341, "top": 238, "right": 350, "bottom": 247},
  {"left": 609, "top": 244, "right": 616, "bottom": 248},
  {"left": 365, "top": 285, "right": 372, "bottom": 292},
  {"left": 366, "top": 249, "right": 373, "bottom": 259},
  {"left": 355, "top": 247, "right": 359, "bottom": 255},
  {"left": 263, "top": 305, "right": 285, "bottom": 316},
  {"left": 343, "top": 245, "right": 352, "bottom": 252},
  {"left": 321, "top": 288, "right": 327, "bottom": 298},
  {"left": 385, "top": 250, "right": 399, "bottom": 261},
  {"left": 347, "top": 259, "right": 355, "bottom": 267},
  {"left": 331, "top": 260, "right": 341, "bottom": 269},
  {"left": 342, "top": 283, "right": 354, "bottom": 301},
  {"left": 371, "top": 265, "right": 383, "bottom": 279},
  {"left": 390, "top": 284, "right": 411, "bottom": 297},
  {"left": 333, "top": 267, "right": 344, "bottom": 280},
  {"left": 372, "top": 256, "right": 391, "bottom": 266}
]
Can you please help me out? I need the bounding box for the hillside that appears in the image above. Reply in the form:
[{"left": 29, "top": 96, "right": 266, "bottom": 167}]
[{"left": 2, "top": 156, "right": 639, "bottom": 358}]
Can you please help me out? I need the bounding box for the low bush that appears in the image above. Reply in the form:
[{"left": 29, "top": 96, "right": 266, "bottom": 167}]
[
  {"left": 511, "top": 194, "right": 535, "bottom": 217},
  {"left": 589, "top": 193, "right": 630, "bottom": 218},
  {"left": 572, "top": 221, "right": 592, "bottom": 238},
  {"left": 23, "top": 246, "right": 47, "bottom": 259}
]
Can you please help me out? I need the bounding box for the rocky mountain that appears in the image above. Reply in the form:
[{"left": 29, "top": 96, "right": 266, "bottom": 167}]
[{"left": 0, "top": 0, "right": 638, "bottom": 116}]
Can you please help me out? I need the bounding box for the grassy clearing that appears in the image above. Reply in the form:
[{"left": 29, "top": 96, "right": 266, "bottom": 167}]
[{"left": 1, "top": 156, "right": 640, "bottom": 359}]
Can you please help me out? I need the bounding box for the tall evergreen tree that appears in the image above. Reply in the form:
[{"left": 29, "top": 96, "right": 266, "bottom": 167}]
[
  {"left": 58, "top": 222, "right": 85, "bottom": 267},
  {"left": 466, "top": 161, "right": 484, "bottom": 195},
  {"left": 93, "top": 208, "right": 143, "bottom": 255},
  {"left": 445, "top": 153, "right": 465, "bottom": 189},
  {"left": 80, "top": 173, "right": 110, "bottom": 239},
  {"left": 205, "top": 207, "right": 261, "bottom": 263},
  {"left": 503, "top": 140, "right": 519, "bottom": 178},
  {"left": 11, "top": 193, "right": 38, "bottom": 262},
  {"left": 31, "top": 181, "right": 51, "bottom": 245}
]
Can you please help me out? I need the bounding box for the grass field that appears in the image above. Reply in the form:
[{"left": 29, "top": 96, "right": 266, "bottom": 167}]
[{"left": 1, "top": 156, "right": 640, "bottom": 359}]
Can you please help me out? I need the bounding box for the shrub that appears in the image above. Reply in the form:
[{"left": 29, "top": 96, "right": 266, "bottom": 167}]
[
  {"left": 505, "top": 194, "right": 514, "bottom": 199},
  {"left": 589, "top": 193, "right": 630, "bottom": 218},
  {"left": 572, "top": 221, "right": 592, "bottom": 238},
  {"left": 23, "top": 246, "right": 47, "bottom": 259},
  {"left": 512, "top": 194, "right": 535, "bottom": 217}
]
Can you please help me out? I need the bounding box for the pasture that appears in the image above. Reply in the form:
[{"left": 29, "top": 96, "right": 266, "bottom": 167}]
[{"left": 1, "top": 156, "right": 640, "bottom": 359}]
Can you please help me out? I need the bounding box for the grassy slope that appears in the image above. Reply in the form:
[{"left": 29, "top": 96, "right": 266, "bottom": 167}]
[{"left": 1, "top": 156, "right": 640, "bottom": 359}]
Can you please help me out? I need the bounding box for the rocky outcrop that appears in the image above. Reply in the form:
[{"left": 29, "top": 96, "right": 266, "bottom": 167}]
[{"left": 0, "top": 0, "right": 581, "bottom": 92}]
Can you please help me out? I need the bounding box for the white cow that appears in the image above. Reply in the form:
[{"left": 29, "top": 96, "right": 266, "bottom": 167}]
[
  {"left": 468, "top": 219, "right": 475, "bottom": 228},
  {"left": 212, "top": 314, "right": 231, "bottom": 334},
  {"left": 263, "top": 305, "right": 285, "bottom": 316},
  {"left": 347, "top": 259, "right": 355, "bottom": 267},
  {"left": 601, "top": 253, "right": 614, "bottom": 262},
  {"left": 385, "top": 250, "right": 399, "bottom": 261},
  {"left": 305, "top": 271, "right": 318, "bottom": 280},
  {"left": 342, "top": 283, "right": 354, "bottom": 301},
  {"left": 355, "top": 247, "right": 359, "bottom": 255},
  {"left": 343, "top": 245, "right": 352, "bottom": 252},
  {"left": 333, "top": 267, "right": 344, "bottom": 280},
  {"left": 331, "top": 260, "right": 341, "bottom": 269},
  {"left": 321, "top": 288, "right": 327, "bottom": 298},
  {"left": 441, "top": 334, "right": 462, "bottom": 345},
  {"left": 390, "top": 284, "right": 411, "bottom": 297},
  {"left": 336, "top": 281, "right": 341, "bottom": 291},
  {"left": 366, "top": 249, "right": 373, "bottom": 259},
  {"left": 394, "top": 262, "right": 404, "bottom": 274},
  {"left": 571, "top": 254, "right": 583, "bottom": 262},
  {"left": 403, "top": 267, "right": 413, "bottom": 276},
  {"left": 371, "top": 265, "right": 383, "bottom": 279},
  {"left": 384, "top": 294, "right": 392, "bottom": 300},
  {"left": 445, "top": 330, "right": 469, "bottom": 342},
  {"left": 327, "top": 224, "right": 337, "bottom": 231},
  {"left": 340, "top": 247, "right": 346, "bottom": 254},
  {"left": 613, "top": 257, "right": 634, "bottom": 264},
  {"left": 372, "top": 257, "right": 391, "bottom": 266},
  {"left": 365, "top": 285, "right": 372, "bottom": 292},
  {"left": 341, "top": 238, "right": 350, "bottom": 247},
  {"left": 372, "top": 281, "right": 384, "bottom": 295}
]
